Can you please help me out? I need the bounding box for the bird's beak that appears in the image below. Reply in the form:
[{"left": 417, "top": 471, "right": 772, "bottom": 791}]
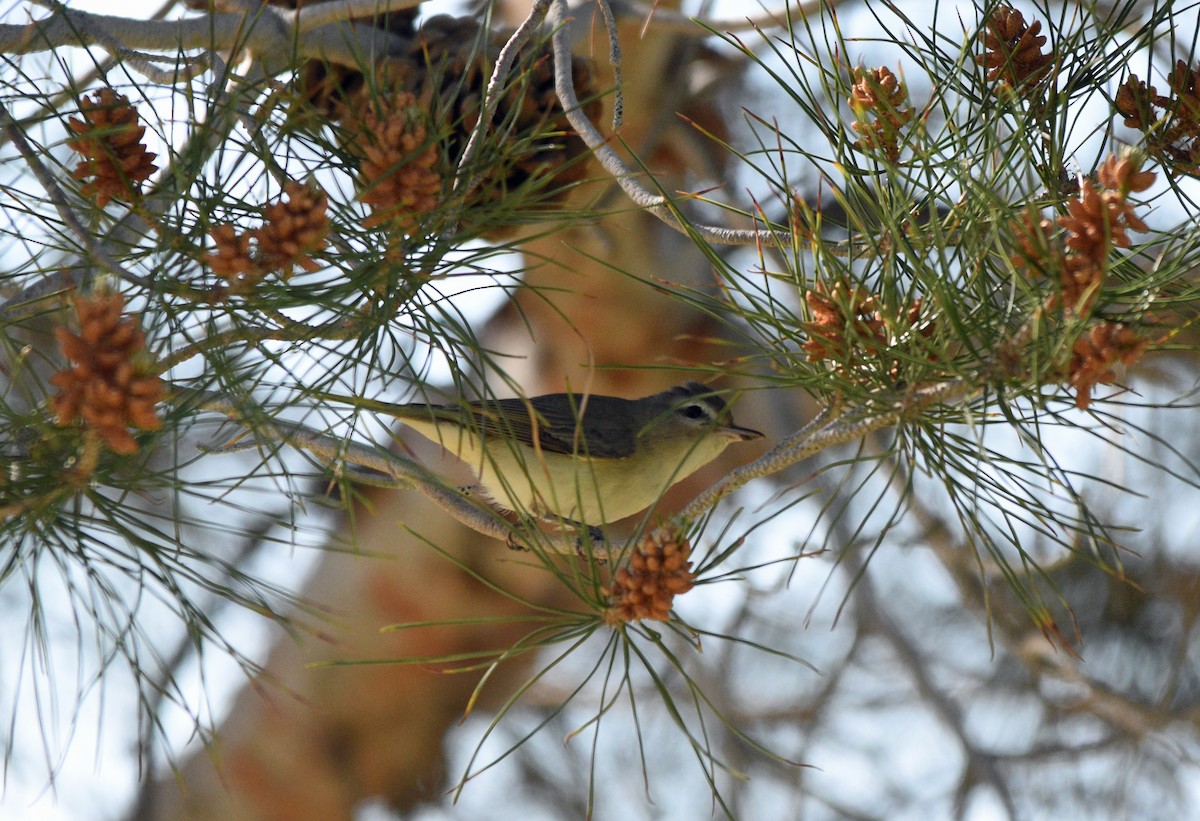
[{"left": 720, "top": 424, "right": 764, "bottom": 442}]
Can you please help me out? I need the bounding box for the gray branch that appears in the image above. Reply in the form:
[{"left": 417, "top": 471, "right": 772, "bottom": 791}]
[
  {"left": 547, "top": 0, "right": 793, "bottom": 249},
  {"left": 0, "top": 4, "right": 416, "bottom": 72}
]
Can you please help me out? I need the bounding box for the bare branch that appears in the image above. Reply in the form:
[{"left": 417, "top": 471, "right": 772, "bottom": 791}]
[
  {"left": 451, "top": 0, "right": 553, "bottom": 202},
  {"left": 547, "top": 0, "right": 792, "bottom": 249},
  {"left": 594, "top": 0, "right": 623, "bottom": 130},
  {"left": 0, "top": 5, "right": 412, "bottom": 72},
  {"left": 620, "top": 0, "right": 837, "bottom": 34},
  {"left": 678, "top": 379, "right": 979, "bottom": 521},
  {"left": 291, "top": 0, "right": 422, "bottom": 34}
]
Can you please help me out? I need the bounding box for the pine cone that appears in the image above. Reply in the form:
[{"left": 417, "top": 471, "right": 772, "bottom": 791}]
[
  {"left": 1115, "top": 76, "right": 1159, "bottom": 131},
  {"left": 1009, "top": 208, "right": 1062, "bottom": 277},
  {"left": 978, "top": 5, "right": 1054, "bottom": 91},
  {"left": 801, "top": 280, "right": 935, "bottom": 382},
  {"left": 801, "top": 281, "right": 887, "bottom": 363},
  {"left": 1011, "top": 156, "right": 1154, "bottom": 313},
  {"left": 1067, "top": 321, "right": 1149, "bottom": 409},
  {"left": 315, "top": 14, "right": 600, "bottom": 228},
  {"left": 1056, "top": 161, "right": 1154, "bottom": 310},
  {"left": 257, "top": 181, "right": 330, "bottom": 275},
  {"left": 1096, "top": 153, "right": 1156, "bottom": 197},
  {"left": 350, "top": 92, "right": 443, "bottom": 233},
  {"left": 1167, "top": 60, "right": 1200, "bottom": 132},
  {"left": 205, "top": 224, "right": 262, "bottom": 293},
  {"left": 604, "top": 528, "right": 695, "bottom": 623},
  {"left": 291, "top": 3, "right": 421, "bottom": 117},
  {"left": 1113, "top": 63, "right": 1200, "bottom": 176},
  {"left": 849, "top": 66, "right": 914, "bottom": 161},
  {"left": 67, "top": 89, "right": 158, "bottom": 207},
  {"left": 49, "top": 291, "right": 163, "bottom": 456}
]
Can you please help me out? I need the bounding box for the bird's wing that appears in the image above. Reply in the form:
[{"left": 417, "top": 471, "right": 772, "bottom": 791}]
[{"left": 464, "top": 395, "right": 638, "bottom": 459}]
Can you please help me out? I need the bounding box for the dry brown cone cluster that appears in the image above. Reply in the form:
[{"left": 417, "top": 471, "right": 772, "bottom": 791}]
[
  {"left": 603, "top": 529, "right": 695, "bottom": 624},
  {"left": 350, "top": 92, "right": 442, "bottom": 235},
  {"left": 304, "top": 14, "right": 600, "bottom": 233},
  {"left": 849, "top": 66, "right": 914, "bottom": 162},
  {"left": 206, "top": 182, "right": 329, "bottom": 293},
  {"left": 1116, "top": 60, "right": 1200, "bottom": 175},
  {"left": 257, "top": 181, "right": 330, "bottom": 274},
  {"left": 802, "top": 280, "right": 935, "bottom": 382},
  {"left": 66, "top": 88, "right": 159, "bottom": 208},
  {"left": 206, "top": 224, "right": 255, "bottom": 290},
  {"left": 1067, "top": 321, "right": 1151, "bottom": 409},
  {"left": 977, "top": 4, "right": 1054, "bottom": 91},
  {"left": 1014, "top": 154, "right": 1155, "bottom": 314},
  {"left": 1009, "top": 154, "right": 1157, "bottom": 407},
  {"left": 50, "top": 291, "right": 163, "bottom": 456},
  {"left": 290, "top": 4, "right": 421, "bottom": 118}
]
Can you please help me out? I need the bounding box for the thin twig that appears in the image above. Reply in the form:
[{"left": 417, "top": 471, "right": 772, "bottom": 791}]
[
  {"left": 547, "top": 0, "right": 792, "bottom": 249},
  {"left": 156, "top": 314, "right": 365, "bottom": 371},
  {"left": 450, "top": 0, "right": 553, "bottom": 202},
  {"left": 594, "top": 0, "right": 623, "bottom": 130},
  {"left": 854, "top": 560, "right": 1019, "bottom": 818},
  {"left": 678, "top": 379, "right": 979, "bottom": 521}
]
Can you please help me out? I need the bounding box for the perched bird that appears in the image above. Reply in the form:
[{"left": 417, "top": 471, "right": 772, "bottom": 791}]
[{"left": 327, "top": 381, "right": 762, "bottom": 525}]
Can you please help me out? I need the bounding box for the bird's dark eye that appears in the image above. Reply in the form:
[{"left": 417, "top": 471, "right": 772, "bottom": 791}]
[{"left": 682, "top": 404, "right": 707, "bottom": 420}]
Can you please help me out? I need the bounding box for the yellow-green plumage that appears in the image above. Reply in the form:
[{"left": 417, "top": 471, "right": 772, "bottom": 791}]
[{"left": 332, "top": 382, "right": 762, "bottom": 525}]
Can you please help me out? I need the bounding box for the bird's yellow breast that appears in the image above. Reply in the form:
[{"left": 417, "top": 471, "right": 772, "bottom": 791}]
[{"left": 398, "top": 416, "right": 731, "bottom": 524}]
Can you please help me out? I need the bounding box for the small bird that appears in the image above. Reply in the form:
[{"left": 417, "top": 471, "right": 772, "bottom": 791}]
[{"left": 327, "top": 381, "right": 763, "bottom": 525}]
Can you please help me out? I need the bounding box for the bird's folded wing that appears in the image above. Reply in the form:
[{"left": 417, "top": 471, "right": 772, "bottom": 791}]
[{"left": 465, "top": 395, "right": 638, "bottom": 459}]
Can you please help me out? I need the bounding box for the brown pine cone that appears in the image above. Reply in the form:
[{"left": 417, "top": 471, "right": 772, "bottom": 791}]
[
  {"left": 978, "top": 5, "right": 1054, "bottom": 91},
  {"left": 49, "top": 291, "right": 163, "bottom": 455},
  {"left": 205, "top": 224, "right": 262, "bottom": 293},
  {"left": 604, "top": 528, "right": 696, "bottom": 623},
  {"left": 67, "top": 89, "right": 158, "bottom": 207},
  {"left": 350, "top": 93, "right": 443, "bottom": 233},
  {"left": 849, "top": 66, "right": 914, "bottom": 161},
  {"left": 308, "top": 14, "right": 600, "bottom": 229},
  {"left": 257, "top": 181, "right": 330, "bottom": 275},
  {"left": 801, "top": 281, "right": 886, "bottom": 364},
  {"left": 1067, "top": 321, "right": 1149, "bottom": 409}
]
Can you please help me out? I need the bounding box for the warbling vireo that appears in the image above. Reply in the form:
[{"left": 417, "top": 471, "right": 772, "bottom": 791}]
[{"left": 326, "top": 381, "right": 762, "bottom": 525}]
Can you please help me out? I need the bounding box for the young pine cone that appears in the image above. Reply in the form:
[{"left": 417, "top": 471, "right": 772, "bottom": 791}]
[
  {"left": 604, "top": 529, "right": 696, "bottom": 624},
  {"left": 351, "top": 92, "right": 443, "bottom": 234},
  {"left": 1067, "top": 321, "right": 1149, "bottom": 410},
  {"left": 67, "top": 89, "right": 158, "bottom": 207},
  {"left": 256, "top": 181, "right": 330, "bottom": 276},
  {"left": 50, "top": 291, "right": 163, "bottom": 455},
  {"left": 849, "top": 66, "right": 914, "bottom": 161},
  {"left": 205, "top": 182, "right": 330, "bottom": 292},
  {"left": 978, "top": 5, "right": 1054, "bottom": 91}
]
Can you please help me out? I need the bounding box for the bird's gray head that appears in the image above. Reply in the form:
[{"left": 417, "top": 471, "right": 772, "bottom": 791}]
[{"left": 650, "top": 382, "right": 763, "bottom": 443}]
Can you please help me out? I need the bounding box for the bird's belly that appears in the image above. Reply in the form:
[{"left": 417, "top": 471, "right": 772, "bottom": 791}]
[{"left": 476, "top": 446, "right": 652, "bottom": 524}]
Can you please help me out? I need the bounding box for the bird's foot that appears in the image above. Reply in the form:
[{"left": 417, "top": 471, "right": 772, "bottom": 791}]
[
  {"left": 547, "top": 517, "right": 603, "bottom": 557},
  {"left": 505, "top": 530, "right": 531, "bottom": 552}
]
